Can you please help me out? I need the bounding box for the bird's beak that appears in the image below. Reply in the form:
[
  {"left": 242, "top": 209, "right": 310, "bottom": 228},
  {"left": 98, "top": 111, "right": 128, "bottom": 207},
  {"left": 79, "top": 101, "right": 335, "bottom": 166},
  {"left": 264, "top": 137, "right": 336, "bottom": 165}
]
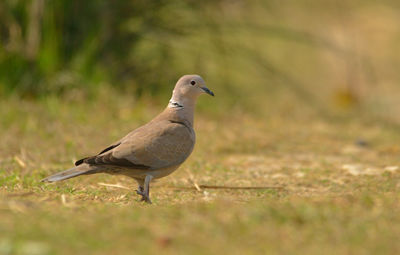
[{"left": 201, "top": 87, "right": 215, "bottom": 96}]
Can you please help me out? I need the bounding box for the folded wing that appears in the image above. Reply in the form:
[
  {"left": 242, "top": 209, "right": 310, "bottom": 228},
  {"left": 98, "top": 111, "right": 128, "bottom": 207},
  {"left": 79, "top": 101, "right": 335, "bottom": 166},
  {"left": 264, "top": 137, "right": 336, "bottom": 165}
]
[{"left": 75, "top": 120, "right": 195, "bottom": 170}]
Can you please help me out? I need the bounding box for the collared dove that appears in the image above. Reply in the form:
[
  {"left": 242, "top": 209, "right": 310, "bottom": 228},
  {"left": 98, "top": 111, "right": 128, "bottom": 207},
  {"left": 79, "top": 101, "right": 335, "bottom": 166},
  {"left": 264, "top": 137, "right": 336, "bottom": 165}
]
[{"left": 42, "top": 75, "right": 214, "bottom": 203}]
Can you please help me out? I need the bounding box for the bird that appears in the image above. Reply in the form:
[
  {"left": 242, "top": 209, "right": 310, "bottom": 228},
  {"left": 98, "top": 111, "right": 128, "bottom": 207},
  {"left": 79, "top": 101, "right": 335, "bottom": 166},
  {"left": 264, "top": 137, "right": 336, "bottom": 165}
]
[{"left": 42, "top": 74, "right": 214, "bottom": 203}]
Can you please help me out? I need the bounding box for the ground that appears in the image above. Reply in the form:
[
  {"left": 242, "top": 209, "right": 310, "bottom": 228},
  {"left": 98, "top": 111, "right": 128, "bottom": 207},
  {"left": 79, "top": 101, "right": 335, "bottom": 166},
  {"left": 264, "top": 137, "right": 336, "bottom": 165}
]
[{"left": 1, "top": 95, "right": 399, "bottom": 255}]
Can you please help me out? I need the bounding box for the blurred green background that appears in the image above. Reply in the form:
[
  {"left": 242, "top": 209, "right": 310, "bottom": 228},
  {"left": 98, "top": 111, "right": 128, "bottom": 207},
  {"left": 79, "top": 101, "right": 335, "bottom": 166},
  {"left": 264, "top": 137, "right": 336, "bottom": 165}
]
[
  {"left": 2, "top": 2, "right": 400, "bottom": 254},
  {"left": 1, "top": 0, "right": 399, "bottom": 123}
]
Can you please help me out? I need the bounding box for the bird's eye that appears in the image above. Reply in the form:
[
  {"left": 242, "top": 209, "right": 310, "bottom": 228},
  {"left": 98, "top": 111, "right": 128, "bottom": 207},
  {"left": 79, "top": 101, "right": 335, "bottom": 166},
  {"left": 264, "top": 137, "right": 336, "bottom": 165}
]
[{"left": 190, "top": 80, "right": 196, "bottom": 86}]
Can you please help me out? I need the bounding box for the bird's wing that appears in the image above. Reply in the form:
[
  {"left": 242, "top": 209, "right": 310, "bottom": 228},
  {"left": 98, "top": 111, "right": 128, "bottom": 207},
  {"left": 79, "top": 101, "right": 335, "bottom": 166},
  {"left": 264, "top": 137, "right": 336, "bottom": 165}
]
[
  {"left": 74, "top": 142, "right": 122, "bottom": 166},
  {"left": 76, "top": 120, "right": 195, "bottom": 170}
]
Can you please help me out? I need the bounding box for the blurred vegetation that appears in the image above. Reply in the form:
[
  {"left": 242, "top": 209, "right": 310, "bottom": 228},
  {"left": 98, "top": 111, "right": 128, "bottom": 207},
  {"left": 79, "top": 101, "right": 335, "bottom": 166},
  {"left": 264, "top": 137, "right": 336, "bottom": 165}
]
[
  {"left": 0, "top": 0, "right": 400, "bottom": 122},
  {"left": 1, "top": 2, "right": 400, "bottom": 253}
]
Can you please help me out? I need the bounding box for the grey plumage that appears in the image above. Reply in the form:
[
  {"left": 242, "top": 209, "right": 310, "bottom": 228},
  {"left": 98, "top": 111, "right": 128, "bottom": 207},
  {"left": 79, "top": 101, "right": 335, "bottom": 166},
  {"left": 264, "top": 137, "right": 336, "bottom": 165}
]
[
  {"left": 42, "top": 74, "right": 214, "bottom": 203},
  {"left": 42, "top": 164, "right": 95, "bottom": 182}
]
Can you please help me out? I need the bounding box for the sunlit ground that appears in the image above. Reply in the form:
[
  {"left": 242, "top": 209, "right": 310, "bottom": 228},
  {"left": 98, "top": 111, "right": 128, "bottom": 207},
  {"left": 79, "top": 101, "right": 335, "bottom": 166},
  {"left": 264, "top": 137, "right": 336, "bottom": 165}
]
[{"left": 1, "top": 93, "right": 399, "bottom": 255}]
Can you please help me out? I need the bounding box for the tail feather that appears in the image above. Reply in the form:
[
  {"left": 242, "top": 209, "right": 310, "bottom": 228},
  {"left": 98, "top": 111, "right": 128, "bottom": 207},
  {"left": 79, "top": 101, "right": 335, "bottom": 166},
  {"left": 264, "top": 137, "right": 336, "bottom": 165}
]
[{"left": 42, "top": 164, "right": 95, "bottom": 182}]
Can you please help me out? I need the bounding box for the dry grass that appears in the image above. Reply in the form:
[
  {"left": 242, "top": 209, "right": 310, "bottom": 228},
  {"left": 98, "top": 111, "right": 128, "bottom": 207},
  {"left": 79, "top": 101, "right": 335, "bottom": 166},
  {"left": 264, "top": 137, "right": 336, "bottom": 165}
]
[{"left": 1, "top": 95, "right": 400, "bottom": 254}]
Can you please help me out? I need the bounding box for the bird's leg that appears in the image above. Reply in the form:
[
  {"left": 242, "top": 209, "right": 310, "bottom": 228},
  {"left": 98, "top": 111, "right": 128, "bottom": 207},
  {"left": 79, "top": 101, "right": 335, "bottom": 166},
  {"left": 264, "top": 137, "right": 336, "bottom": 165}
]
[
  {"left": 136, "top": 185, "right": 146, "bottom": 201},
  {"left": 135, "top": 175, "right": 153, "bottom": 203},
  {"left": 142, "top": 175, "right": 153, "bottom": 204},
  {"left": 135, "top": 178, "right": 146, "bottom": 201}
]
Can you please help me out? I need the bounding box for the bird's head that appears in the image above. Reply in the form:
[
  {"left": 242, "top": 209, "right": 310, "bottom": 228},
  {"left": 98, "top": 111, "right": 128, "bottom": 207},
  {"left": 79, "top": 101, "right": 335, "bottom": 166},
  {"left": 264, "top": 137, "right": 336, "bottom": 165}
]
[
  {"left": 170, "top": 75, "right": 214, "bottom": 108},
  {"left": 174, "top": 74, "right": 214, "bottom": 97}
]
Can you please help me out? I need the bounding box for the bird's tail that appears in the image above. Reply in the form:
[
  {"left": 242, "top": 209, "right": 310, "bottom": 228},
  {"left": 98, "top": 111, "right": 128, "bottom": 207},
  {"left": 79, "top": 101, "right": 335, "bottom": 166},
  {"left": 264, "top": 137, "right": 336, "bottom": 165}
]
[{"left": 41, "top": 164, "right": 96, "bottom": 182}]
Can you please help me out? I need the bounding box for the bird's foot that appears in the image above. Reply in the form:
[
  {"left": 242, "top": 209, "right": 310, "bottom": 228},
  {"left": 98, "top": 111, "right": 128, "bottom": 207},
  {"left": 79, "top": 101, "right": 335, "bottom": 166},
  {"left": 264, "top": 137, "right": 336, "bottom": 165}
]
[{"left": 136, "top": 189, "right": 152, "bottom": 204}]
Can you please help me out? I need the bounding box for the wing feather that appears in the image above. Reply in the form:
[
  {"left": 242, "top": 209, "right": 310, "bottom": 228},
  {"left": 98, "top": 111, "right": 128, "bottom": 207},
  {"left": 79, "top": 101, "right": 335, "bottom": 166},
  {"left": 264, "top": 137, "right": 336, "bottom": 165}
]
[{"left": 75, "top": 120, "right": 194, "bottom": 170}]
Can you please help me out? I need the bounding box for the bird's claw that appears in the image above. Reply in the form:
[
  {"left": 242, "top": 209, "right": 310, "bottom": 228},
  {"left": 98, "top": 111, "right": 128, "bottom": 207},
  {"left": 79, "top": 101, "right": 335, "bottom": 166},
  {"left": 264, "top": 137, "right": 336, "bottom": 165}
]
[{"left": 136, "top": 189, "right": 152, "bottom": 204}]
